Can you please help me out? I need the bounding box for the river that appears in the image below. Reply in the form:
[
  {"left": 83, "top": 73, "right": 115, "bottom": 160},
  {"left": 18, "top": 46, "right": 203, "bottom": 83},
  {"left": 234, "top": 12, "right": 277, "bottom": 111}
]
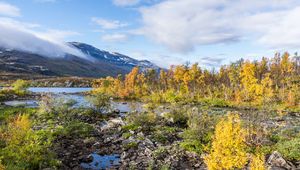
[{"left": 3, "top": 87, "right": 142, "bottom": 113}]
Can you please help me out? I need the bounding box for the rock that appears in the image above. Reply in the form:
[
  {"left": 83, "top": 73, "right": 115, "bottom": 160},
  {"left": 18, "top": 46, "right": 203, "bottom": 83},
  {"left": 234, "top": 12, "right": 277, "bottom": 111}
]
[
  {"left": 99, "top": 118, "right": 124, "bottom": 131},
  {"left": 92, "top": 142, "right": 100, "bottom": 147},
  {"left": 194, "top": 163, "right": 200, "bottom": 168},
  {"left": 144, "top": 147, "right": 152, "bottom": 157},
  {"left": 267, "top": 151, "right": 292, "bottom": 170},
  {"left": 121, "top": 152, "right": 128, "bottom": 159},
  {"left": 113, "top": 109, "right": 121, "bottom": 114}
]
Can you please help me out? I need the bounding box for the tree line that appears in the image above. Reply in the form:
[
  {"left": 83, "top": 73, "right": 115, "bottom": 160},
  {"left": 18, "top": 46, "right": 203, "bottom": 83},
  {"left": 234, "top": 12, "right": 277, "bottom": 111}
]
[{"left": 93, "top": 52, "right": 300, "bottom": 108}]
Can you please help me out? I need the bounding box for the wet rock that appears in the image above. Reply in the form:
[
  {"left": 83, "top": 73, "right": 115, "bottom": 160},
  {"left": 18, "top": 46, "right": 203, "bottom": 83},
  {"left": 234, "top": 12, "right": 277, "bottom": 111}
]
[{"left": 81, "top": 155, "right": 94, "bottom": 163}]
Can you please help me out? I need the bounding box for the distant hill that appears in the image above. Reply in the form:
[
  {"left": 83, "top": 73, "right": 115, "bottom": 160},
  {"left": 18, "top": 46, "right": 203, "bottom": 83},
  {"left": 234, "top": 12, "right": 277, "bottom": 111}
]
[{"left": 0, "top": 42, "right": 159, "bottom": 78}]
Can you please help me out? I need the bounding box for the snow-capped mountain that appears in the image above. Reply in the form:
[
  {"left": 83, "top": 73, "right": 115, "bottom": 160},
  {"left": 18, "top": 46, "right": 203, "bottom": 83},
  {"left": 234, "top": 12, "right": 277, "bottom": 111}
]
[{"left": 69, "top": 42, "right": 159, "bottom": 71}]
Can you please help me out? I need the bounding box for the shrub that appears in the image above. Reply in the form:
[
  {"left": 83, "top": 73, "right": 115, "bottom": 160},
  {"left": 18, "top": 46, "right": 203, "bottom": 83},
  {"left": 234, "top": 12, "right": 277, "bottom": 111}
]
[
  {"left": 180, "top": 111, "right": 217, "bottom": 154},
  {"left": 162, "top": 89, "right": 183, "bottom": 103},
  {"left": 183, "top": 111, "right": 216, "bottom": 143},
  {"left": 0, "top": 114, "right": 59, "bottom": 169},
  {"left": 86, "top": 93, "right": 111, "bottom": 113},
  {"left": 204, "top": 113, "right": 248, "bottom": 170},
  {"left": 199, "top": 98, "right": 230, "bottom": 107},
  {"left": 12, "top": 79, "right": 29, "bottom": 96},
  {"left": 250, "top": 153, "right": 265, "bottom": 170},
  {"left": 126, "top": 111, "right": 157, "bottom": 131},
  {"left": 275, "top": 138, "right": 300, "bottom": 161},
  {"left": 162, "top": 105, "right": 189, "bottom": 127},
  {"left": 54, "top": 121, "right": 94, "bottom": 138},
  {"left": 38, "top": 95, "right": 77, "bottom": 122},
  {"left": 180, "top": 140, "right": 203, "bottom": 154},
  {"left": 151, "top": 130, "right": 168, "bottom": 143}
]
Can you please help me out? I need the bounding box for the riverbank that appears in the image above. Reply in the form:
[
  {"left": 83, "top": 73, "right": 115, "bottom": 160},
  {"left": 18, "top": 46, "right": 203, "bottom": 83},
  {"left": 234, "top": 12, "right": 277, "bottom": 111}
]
[{"left": 1, "top": 100, "right": 300, "bottom": 169}]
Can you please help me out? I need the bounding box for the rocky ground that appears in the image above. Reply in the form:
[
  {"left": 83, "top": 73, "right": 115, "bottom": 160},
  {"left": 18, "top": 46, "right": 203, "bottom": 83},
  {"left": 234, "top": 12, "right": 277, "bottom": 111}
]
[{"left": 47, "top": 110, "right": 300, "bottom": 170}]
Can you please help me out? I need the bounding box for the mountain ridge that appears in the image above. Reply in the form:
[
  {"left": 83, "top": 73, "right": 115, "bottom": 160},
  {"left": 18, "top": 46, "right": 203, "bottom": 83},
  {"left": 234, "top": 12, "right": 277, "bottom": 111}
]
[{"left": 0, "top": 42, "right": 159, "bottom": 78}]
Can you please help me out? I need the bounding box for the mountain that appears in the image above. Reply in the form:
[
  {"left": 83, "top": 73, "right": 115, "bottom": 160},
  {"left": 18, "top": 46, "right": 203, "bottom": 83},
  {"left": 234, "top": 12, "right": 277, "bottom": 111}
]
[{"left": 0, "top": 42, "right": 159, "bottom": 78}]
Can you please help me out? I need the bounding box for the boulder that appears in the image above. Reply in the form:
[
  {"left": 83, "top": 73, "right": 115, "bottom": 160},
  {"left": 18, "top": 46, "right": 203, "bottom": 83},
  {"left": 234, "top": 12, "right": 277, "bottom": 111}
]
[{"left": 267, "top": 151, "right": 293, "bottom": 170}]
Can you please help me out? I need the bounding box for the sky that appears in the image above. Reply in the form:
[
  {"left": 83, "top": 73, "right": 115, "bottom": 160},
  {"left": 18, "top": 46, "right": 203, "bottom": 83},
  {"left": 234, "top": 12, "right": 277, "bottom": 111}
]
[{"left": 0, "top": 0, "right": 300, "bottom": 68}]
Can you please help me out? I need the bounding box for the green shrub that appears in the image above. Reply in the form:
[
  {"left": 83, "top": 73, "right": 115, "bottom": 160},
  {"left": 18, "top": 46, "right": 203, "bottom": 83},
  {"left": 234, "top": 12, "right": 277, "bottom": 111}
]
[
  {"left": 180, "top": 111, "right": 217, "bottom": 154},
  {"left": 180, "top": 140, "right": 203, "bottom": 154},
  {"left": 162, "top": 106, "right": 188, "bottom": 127},
  {"left": 199, "top": 98, "right": 230, "bottom": 107},
  {"left": 275, "top": 138, "right": 300, "bottom": 160},
  {"left": 162, "top": 89, "right": 184, "bottom": 103},
  {"left": 151, "top": 130, "right": 168, "bottom": 143},
  {"left": 126, "top": 111, "right": 157, "bottom": 131},
  {"left": 86, "top": 93, "right": 111, "bottom": 113},
  {"left": 0, "top": 107, "right": 36, "bottom": 122},
  {"left": 54, "top": 121, "right": 94, "bottom": 138},
  {"left": 38, "top": 95, "right": 77, "bottom": 122}
]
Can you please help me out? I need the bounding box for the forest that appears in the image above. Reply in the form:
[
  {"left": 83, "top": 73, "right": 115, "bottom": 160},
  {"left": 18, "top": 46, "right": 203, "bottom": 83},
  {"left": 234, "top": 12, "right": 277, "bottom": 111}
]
[{"left": 93, "top": 52, "right": 300, "bottom": 111}]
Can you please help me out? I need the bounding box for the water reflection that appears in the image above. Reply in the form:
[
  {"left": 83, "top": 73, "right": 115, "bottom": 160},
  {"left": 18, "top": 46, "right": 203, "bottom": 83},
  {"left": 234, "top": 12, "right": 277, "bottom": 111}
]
[
  {"left": 80, "top": 154, "right": 120, "bottom": 170},
  {"left": 28, "top": 87, "right": 92, "bottom": 94},
  {"left": 3, "top": 94, "right": 143, "bottom": 113}
]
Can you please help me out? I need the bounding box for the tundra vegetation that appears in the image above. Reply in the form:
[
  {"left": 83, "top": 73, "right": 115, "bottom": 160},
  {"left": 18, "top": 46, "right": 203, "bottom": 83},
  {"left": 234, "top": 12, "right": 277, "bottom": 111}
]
[{"left": 0, "top": 52, "right": 299, "bottom": 169}]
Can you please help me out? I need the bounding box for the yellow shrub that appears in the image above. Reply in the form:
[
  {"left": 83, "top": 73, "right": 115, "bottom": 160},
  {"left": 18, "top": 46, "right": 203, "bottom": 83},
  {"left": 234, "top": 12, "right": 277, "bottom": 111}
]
[
  {"left": 5, "top": 114, "right": 31, "bottom": 144},
  {"left": 204, "top": 113, "right": 248, "bottom": 170},
  {"left": 250, "top": 154, "right": 265, "bottom": 170}
]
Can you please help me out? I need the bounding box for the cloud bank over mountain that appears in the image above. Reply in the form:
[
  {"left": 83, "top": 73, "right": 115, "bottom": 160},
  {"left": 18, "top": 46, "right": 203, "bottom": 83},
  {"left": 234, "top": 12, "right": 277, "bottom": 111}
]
[{"left": 0, "top": 2, "right": 86, "bottom": 59}]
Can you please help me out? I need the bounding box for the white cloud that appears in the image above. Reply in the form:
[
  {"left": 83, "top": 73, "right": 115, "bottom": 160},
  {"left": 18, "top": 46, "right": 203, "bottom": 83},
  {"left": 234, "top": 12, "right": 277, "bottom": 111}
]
[
  {"left": 0, "top": 2, "right": 20, "bottom": 17},
  {"left": 112, "top": 0, "right": 140, "bottom": 6},
  {"left": 0, "top": 17, "right": 86, "bottom": 59},
  {"left": 139, "top": 0, "right": 300, "bottom": 53},
  {"left": 36, "top": 29, "right": 80, "bottom": 42},
  {"left": 258, "top": 7, "right": 300, "bottom": 49},
  {"left": 91, "top": 17, "right": 128, "bottom": 30},
  {"left": 101, "top": 33, "right": 128, "bottom": 42}
]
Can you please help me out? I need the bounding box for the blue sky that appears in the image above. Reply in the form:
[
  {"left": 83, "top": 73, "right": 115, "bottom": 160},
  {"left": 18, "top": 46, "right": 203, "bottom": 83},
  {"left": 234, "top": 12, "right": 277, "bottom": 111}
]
[{"left": 0, "top": 0, "right": 300, "bottom": 68}]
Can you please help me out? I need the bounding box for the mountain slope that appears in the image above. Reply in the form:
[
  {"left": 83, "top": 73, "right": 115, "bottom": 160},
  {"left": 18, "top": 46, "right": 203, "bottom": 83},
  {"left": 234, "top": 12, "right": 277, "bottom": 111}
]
[
  {"left": 0, "top": 42, "right": 159, "bottom": 78},
  {"left": 69, "top": 42, "right": 159, "bottom": 70}
]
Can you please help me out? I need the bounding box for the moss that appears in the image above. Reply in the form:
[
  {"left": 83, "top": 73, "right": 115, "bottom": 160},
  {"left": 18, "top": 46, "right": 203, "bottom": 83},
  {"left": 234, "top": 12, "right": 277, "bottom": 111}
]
[
  {"left": 123, "top": 142, "right": 138, "bottom": 150},
  {"left": 122, "top": 132, "right": 133, "bottom": 139},
  {"left": 122, "top": 123, "right": 140, "bottom": 132},
  {"left": 153, "top": 147, "right": 167, "bottom": 159}
]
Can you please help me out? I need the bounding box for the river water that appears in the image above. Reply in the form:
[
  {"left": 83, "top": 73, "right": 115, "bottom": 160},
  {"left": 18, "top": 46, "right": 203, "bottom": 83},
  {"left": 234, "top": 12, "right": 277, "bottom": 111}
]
[{"left": 3, "top": 87, "right": 142, "bottom": 113}]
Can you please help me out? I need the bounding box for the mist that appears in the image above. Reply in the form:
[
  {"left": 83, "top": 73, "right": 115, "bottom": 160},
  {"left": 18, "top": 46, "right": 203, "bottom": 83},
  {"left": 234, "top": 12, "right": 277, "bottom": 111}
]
[{"left": 0, "top": 18, "right": 87, "bottom": 59}]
